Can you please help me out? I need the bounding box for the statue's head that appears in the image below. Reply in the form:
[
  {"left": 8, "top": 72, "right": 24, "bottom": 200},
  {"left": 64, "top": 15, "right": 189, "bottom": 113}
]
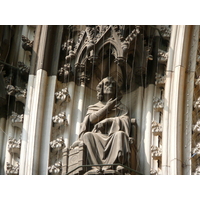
[{"left": 96, "top": 77, "right": 122, "bottom": 101}]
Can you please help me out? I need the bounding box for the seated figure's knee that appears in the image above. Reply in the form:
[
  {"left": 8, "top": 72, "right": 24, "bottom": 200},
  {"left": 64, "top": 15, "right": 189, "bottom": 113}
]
[{"left": 83, "top": 132, "right": 94, "bottom": 139}]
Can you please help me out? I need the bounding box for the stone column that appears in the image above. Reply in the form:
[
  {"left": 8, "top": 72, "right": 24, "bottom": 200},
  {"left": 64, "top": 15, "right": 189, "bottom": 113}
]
[
  {"left": 140, "top": 84, "right": 154, "bottom": 175},
  {"left": 162, "top": 25, "right": 178, "bottom": 175},
  {"left": 0, "top": 117, "right": 6, "bottom": 174},
  {"left": 65, "top": 81, "right": 75, "bottom": 147},
  {"left": 19, "top": 25, "right": 42, "bottom": 175},
  {"left": 39, "top": 26, "right": 63, "bottom": 175},
  {"left": 22, "top": 25, "right": 48, "bottom": 175},
  {"left": 183, "top": 25, "right": 199, "bottom": 175},
  {"left": 74, "top": 81, "right": 85, "bottom": 141}
]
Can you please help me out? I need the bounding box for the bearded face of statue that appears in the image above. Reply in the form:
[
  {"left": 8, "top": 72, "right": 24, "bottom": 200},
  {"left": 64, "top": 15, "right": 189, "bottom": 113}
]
[{"left": 102, "top": 77, "right": 116, "bottom": 97}]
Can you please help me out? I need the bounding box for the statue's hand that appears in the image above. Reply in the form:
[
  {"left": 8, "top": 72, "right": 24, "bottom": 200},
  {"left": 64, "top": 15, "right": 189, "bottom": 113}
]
[
  {"left": 105, "top": 98, "right": 118, "bottom": 111},
  {"left": 93, "top": 118, "right": 113, "bottom": 133},
  {"left": 94, "top": 121, "right": 105, "bottom": 133}
]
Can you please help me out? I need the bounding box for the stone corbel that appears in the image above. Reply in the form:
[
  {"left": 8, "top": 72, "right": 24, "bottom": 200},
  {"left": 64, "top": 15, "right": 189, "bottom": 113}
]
[
  {"left": 153, "top": 97, "right": 164, "bottom": 112},
  {"left": 157, "top": 49, "right": 168, "bottom": 64},
  {"left": 6, "top": 162, "right": 19, "bottom": 175},
  {"left": 48, "top": 161, "right": 62, "bottom": 175},
  {"left": 10, "top": 112, "right": 24, "bottom": 129},
  {"left": 50, "top": 137, "right": 64, "bottom": 151},
  {"left": 151, "top": 145, "right": 162, "bottom": 160},
  {"left": 21, "top": 35, "right": 33, "bottom": 52},
  {"left": 152, "top": 121, "right": 163, "bottom": 136},
  {"left": 8, "top": 137, "right": 21, "bottom": 155},
  {"left": 52, "top": 112, "right": 68, "bottom": 129},
  {"left": 155, "top": 73, "right": 166, "bottom": 87},
  {"left": 55, "top": 88, "right": 71, "bottom": 106}
]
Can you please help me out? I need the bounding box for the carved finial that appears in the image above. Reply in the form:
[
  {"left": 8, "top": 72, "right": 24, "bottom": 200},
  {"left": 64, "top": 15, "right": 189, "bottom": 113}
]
[{"left": 52, "top": 112, "right": 68, "bottom": 129}]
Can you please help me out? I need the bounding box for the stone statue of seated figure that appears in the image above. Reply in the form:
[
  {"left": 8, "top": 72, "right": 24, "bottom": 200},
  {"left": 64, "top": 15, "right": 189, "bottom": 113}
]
[{"left": 71, "top": 77, "right": 131, "bottom": 174}]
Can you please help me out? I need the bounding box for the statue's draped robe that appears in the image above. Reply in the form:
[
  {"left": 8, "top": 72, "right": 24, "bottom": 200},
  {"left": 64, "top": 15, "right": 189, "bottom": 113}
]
[{"left": 79, "top": 101, "right": 131, "bottom": 168}]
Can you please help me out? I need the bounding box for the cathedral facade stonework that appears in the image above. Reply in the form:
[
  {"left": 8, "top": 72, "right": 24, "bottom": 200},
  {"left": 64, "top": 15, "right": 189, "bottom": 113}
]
[{"left": 0, "top": 25, "right": 198, "bottom": 175}]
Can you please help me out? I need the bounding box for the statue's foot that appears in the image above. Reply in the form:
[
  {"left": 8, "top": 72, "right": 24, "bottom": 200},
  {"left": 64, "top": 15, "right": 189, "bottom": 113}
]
[
  {"left": 85, "top": 167, "right": 101, "bottom": 175},
  {"left": 116, "top": 165, "right": 125, "bottom": 174}
]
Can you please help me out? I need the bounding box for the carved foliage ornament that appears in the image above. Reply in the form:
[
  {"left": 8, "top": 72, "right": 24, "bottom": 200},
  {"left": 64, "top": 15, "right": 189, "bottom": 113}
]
[
  {"left": 157, "top": 49, "right": 168, "bottom": 64},
  {"left": 50, "top": 137, "right": 64, "bottom": 151},
  {"left": 52, "top": 112, "right": 68, "bottom": 128},
  {"left": 48, "top": 162, "right": 62, "bottom": 175},
  {"left": 155, "top": 73, "right": 166, "bottom": 87},
  {"left": 151, "top": 121, "right": 162, "bottom": 136},
  {"left": 6, "top": 162, "right": 19, "bottom": 175},
  {"left": 8, "top": 138, "right": 21, "bottom": 154},
  {"left": 193, "top": 119, "right": 200, "bottom": 134},
  {"left": 151, "top": 145, "right": 162, "bottom": 160},
  {"left": 55, "top": 88, "right": 71, "bottom": 105},
  {"left": 159, "top": 26, "right": 171, "bottom": 40},
  {"left": 153, "top": 97, "right": 164, "bottom": 112},
  {"left": 194, "top": 97, "right": 200, "bottom": 110},
  {"left": 22, "top": 35, "right": 33, "bottom": 52},
  {"left": 10, "top": 112, "right": 24, "bottom": 129}
]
